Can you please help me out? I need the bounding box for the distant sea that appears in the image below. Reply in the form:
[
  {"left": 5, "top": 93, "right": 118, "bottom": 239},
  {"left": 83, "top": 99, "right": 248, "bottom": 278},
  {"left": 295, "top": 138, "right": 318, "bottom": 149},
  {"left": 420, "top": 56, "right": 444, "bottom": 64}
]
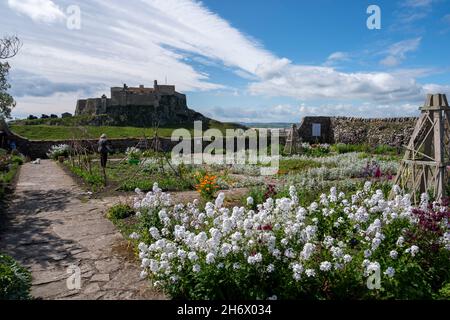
[{"left": 239, "top": 122, "right": 293, "bottom": 128}]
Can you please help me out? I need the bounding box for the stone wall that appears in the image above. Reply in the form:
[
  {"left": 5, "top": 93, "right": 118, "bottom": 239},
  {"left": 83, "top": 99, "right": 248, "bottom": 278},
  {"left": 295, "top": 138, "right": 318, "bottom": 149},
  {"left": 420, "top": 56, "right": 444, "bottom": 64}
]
[
  {"left": 297, "top": 116, "right": 418, "bottom": 146},
  {"left": 8, "top": 130, "right": 280, "bottom": 159},
  {"left": 297, "top": 116, "right": 332, "bottom": 143},
  {"left": 330, "top": 117, "right": 417, "bottom": 146}
]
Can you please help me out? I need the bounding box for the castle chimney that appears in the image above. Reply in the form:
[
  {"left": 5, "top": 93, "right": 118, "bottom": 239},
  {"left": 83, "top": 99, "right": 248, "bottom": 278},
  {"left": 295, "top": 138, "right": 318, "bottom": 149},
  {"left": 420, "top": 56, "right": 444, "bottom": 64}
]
[
  {"left": 139, "top": 85, "right": 144, "bottom": 89},
  {"left": 154, "top": 80, "right": 158, "bottom": 89}
]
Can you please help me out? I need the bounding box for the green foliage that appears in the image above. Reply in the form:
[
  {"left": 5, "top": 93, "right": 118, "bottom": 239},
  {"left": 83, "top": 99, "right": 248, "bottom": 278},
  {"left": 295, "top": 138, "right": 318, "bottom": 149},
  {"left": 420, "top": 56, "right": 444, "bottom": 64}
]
[
  {"left": 0, "top": 153, "right": 23, "bottom": 199},
  {"left": 67, "top": 164, "right": 104, "bottom": 191},
  {"left": 436, "top": 282, "right": 450, "bottom": 300},
  {"left": 331, "top": 143, "right": 371, "bottom": 154},
  {"left": 0, "top": 253, "right": 32, "bottom": 300},
  {"left": 47, "top": 144, "right": 70, "bottom": 160},
  {"left": 9, "top": 119, "right": 244, "bottom": 140},
  {"left": 0, "top": 62, "right": 15, "bottom": 119},
  {"left": 107, "top": 203, "right": 135, "bottom": 220},
  {"left": 277, "top": 159, "right": 322, "bottom": 175},
  {"left": 331, "top": 143, "right": 400, "bottom": 156},
  {"left": 11, "top": 156, "right": 23, "bottom": 165},
  {"left": 119, "top": 179, "right": 153, "bottom": 192}
]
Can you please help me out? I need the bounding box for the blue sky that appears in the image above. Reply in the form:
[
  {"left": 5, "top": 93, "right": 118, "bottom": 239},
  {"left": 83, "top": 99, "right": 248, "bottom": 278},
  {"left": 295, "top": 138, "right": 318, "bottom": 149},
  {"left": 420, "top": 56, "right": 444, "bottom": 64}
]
[{"left": 2, "top": 0, "right": 450, "bottom": 122}]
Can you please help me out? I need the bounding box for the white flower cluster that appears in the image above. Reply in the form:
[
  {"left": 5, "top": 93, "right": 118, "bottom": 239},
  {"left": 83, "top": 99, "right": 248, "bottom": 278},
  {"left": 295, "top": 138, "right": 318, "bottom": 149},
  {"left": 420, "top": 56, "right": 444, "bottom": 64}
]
[
  {"left": 131, "top": 181, "right": 447, "bottom": 297},
  {"left": 47, "top": 144, "right": 70, "bottom": 159},
  {"left": 125, "top": 147, "right": 141, "bottom": 160}
]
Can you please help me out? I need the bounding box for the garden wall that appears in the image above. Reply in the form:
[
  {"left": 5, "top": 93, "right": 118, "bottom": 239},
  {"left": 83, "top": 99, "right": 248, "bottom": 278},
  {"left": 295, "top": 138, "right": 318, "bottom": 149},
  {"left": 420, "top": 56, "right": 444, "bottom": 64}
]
[
  {"left": 298, "top": 116, "right": 418, "bottom": 146},
  {"left": 8, "top": 130, "right": 283, "bottom": 159}
]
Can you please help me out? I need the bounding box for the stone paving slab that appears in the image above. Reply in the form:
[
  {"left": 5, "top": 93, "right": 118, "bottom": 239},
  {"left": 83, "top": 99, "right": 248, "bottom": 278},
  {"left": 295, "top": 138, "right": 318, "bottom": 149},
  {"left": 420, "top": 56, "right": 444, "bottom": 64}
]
[{"left": 0, "top": 160, "right": 165, "bottom": 300}]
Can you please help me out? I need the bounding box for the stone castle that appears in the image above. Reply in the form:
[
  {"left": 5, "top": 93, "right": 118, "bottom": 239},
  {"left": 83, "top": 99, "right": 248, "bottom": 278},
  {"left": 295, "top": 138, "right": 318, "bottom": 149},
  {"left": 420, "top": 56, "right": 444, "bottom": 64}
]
[{"left": 75, "top": 81, "right": 208, "bottom": 127}]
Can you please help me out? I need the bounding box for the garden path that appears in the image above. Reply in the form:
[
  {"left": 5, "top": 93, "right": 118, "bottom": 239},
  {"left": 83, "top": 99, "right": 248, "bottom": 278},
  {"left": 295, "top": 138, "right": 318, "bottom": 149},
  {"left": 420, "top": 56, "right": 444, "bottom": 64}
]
[{"left": 0, "top": 160, "right": 164, "bottom": 300}]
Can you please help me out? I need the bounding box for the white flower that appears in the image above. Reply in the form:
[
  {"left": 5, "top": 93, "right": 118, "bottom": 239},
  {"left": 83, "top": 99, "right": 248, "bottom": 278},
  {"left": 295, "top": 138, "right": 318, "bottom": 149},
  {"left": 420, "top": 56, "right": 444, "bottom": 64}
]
[
  {"left": 192, "top": 264, "right": 201, "bottom": 273},
  {"left": 301, "top": 243, "right": 315, "bottom": 260},
  {"left": 396, "top": 236, "right": 405, "bottom": 247},
  {"left": 267, "top": 295, "right": 277, "bottom": 300},
  {"left": 247, "top": 253, "right": 263, "bottom": 264},
  {"left": 149, "top": 227, "right": 160, "bottom": 240},
  {"left": 206, "top": 253, "right": 215, "bottom": 264},
  {"left": 320, "top": 261, "right": 332, "bottom": 272},
  {"left": 247, "top": 197, "right": 254, "bottom": 206},
  {"left": 266, "top": 264, "right": 275, "bottom": 273},
  {"left": 323, "top": 236, "right": 334, "bottom": 249},
  {"left": 129, "top": 232, "right": 140, "bottom": 240},
  {"left": 233, "top": 263, "right": 240, "bottom": 270},
  {"left": 392, "top": 185, "right": 401, "bottom": 195},
  {"left": 215, "top": 192, "right": 225, "bottom": 208},
  {"left": 343, "top": 254, "right": 352, "bottom": 263},
  {"left": 384, "top": 267, "right": 395, "bottom": 278},
  {"left": 389, "top": 250, "right": 398, "bottom": 259},
  {"left": 405, "top": 245, "right": 419, "bottom": 256},
  {"left": 140, "top": 270, "right": 148, "bottom": 279},
  {"left": 305, "top": 269, "right": 316, "bottom": 277},
  {"left": 149, "top": 260, "right": 159, "bottom": 273},
  {"left": 366, "top": 262, "right": 380, "bottom": 274},
  {"left": 141, "top": 258, "right": 151, "bottom": 268},
  {"left": 364, "top": 249, "right": 372, "bottom": 258},
  {"left": 138, "top": 242, "right": 148, "bottom": 253},
  {"left": 188, "top": 252, "right": 198, "bottom": 261}
]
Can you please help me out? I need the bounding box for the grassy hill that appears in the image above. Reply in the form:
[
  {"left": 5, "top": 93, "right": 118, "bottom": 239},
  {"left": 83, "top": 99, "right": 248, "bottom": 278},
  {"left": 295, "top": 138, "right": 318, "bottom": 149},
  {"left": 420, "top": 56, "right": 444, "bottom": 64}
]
[{"left": 9, "top": 116, "right": 246, "bottom": 140}]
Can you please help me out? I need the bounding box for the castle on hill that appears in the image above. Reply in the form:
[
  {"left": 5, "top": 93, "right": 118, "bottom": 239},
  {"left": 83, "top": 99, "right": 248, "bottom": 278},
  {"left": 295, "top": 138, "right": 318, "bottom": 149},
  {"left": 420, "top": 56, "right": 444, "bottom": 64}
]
[{"left": 74, "top": 81, "right": 208, "bottom": 127}]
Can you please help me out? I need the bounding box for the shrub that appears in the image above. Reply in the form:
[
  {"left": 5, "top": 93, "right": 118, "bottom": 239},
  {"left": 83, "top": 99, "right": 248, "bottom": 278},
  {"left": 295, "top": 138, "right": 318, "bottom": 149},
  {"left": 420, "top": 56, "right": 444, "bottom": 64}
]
[
  {"left": 67, "top": 165, "right": 104, "bottom": 191},
  {"left": 194, "top": 173, "right": 220, "bottom": 201},
  {"left": 331, "top": 143, "right": 370, "bottom": 154},
  {"left": 11, "top": 155, "right": 23, "bottom": 165},
  {"left": 436, "top": 282, "right": 450, "bottom": 299},
  {"left": 300, "top": 143, "right": 331, "bottom": 157},
  {"left": 120, "top": 179, "right": 154, "bottom": 192},
  {"left": 0, "top": 254, "right": 32, "bottom": 300},
  {"left": 47, "top": 144, "right": 70, "bottom": 160},
  {"left": 107, "top": 203, "right": 135, "bottom": 220},
  {"left": 126, "top": 147, "right": 142, "bottom": 161}
]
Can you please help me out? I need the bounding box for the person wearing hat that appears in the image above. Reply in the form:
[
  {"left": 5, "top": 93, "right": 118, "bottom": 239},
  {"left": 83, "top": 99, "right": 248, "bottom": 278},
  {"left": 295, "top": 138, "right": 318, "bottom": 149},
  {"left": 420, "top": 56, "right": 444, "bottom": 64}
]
[{"left": 98, "top": 133, "right": 111, "bottom": 169}]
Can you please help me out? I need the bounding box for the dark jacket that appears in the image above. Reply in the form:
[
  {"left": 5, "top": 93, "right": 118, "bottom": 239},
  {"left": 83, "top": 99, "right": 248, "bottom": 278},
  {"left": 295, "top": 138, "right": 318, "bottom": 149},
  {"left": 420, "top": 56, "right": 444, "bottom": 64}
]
[{"left": 98, "top": 138, "right": 111, "bottom": 153}]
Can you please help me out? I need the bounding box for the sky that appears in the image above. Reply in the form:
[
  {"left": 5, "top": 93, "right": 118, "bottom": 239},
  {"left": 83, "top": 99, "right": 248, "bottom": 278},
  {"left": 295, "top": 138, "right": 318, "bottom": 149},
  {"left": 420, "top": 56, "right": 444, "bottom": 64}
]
[{"left": 2, "top": 0, "right": 450, "bottom": 122}]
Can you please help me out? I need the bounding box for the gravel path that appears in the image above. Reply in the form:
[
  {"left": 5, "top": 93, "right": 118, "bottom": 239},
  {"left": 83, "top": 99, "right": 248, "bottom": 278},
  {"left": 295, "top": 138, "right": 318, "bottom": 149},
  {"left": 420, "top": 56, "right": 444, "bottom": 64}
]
[{"left": 0, "top": 160, "right": 163, "bottom": 300}]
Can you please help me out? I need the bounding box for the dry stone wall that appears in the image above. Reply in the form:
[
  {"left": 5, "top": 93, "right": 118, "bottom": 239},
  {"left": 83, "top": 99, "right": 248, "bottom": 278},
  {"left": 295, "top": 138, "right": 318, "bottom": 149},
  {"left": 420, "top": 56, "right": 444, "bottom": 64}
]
[{"left": 298, "top": 116, "right": 418, "bottom": 147}]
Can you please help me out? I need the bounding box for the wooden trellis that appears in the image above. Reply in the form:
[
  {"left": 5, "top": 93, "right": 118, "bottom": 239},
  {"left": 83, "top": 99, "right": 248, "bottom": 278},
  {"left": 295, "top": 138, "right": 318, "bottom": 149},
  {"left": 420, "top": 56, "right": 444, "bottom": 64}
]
[
  {"left": 392, "top": 93, "right": 450, "bottom": 203},
  {"left": 284, "top": 124, "right": 301, "bottom": 155}
]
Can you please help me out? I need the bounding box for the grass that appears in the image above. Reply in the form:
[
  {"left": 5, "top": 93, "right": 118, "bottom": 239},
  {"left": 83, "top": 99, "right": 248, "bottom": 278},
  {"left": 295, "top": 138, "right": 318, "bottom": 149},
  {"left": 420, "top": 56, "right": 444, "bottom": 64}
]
[
  {"left": 10, "top": 125, "right": 177, "bottom": 140},
  {"left": 0, "top": 150, "right": 23, "bottom": 199},
  {"left": 9, "top": 116, "right": 246, "bottom": 141},
  {"left": 276, "top": 159, "right": 323, "bottom": 175},
  {"left": 64, "top": 159, "right": 196, "bottom": 193},
  {"left": 331, "top": 143, "right": 400, "bottom": 156}
]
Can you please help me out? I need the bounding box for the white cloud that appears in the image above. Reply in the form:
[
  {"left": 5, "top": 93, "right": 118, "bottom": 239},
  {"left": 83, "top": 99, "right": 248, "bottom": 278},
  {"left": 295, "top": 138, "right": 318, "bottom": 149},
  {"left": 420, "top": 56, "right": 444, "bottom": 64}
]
[
  {"left": 324, "top": 52, "right": 349, "bottom": 66},
  {"left": 247, "top": 63, "right": 436, "bottom": 104},
  {"left": 403, "top": 0, "right": 433, "bottom": 8},
  {"left": 7, "top": 0, "right": 65, "bottom": 23},
  {"left": 3, "top": 0, "right": 448, "bottom": 120},
  {"left": 380, "top": 38, "right": 421, "bottom": 67}
]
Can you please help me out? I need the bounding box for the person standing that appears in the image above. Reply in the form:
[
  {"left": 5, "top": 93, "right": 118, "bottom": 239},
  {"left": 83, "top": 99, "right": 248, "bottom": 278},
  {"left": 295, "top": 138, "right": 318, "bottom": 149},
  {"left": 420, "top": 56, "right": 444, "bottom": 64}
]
[{"left": 98, "top": 134, "right": 111, "bottom": 183}]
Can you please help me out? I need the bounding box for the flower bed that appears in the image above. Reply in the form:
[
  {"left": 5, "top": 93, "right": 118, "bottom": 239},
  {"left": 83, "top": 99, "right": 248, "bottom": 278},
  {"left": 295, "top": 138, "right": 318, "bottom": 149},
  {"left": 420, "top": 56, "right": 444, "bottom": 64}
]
[{"left": 131, "top": 183, "right": 450, "bottom": 300}]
